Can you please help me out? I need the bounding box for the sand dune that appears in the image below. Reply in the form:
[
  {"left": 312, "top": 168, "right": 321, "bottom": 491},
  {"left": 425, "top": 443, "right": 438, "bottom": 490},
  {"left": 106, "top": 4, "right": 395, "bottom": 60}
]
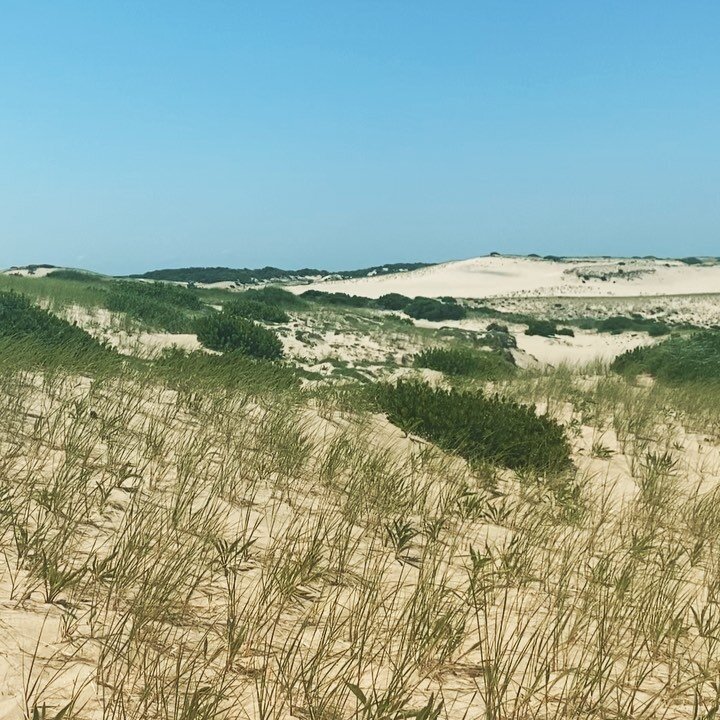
[{"left": 288, "top": 255, "right": 720, "bottom": 299}]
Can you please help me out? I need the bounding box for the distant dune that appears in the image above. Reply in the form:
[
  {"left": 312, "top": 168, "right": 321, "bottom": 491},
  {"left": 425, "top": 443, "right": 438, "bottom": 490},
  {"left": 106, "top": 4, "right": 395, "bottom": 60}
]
[{"left": 288, "top": 255, "right": 720, "bottom": 299}]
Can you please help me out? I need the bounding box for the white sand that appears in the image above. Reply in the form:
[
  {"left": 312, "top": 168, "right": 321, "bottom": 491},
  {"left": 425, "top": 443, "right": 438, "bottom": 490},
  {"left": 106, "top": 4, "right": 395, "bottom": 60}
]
[{"left": 288, "top": 256, "right": 720, "bottom": 299}]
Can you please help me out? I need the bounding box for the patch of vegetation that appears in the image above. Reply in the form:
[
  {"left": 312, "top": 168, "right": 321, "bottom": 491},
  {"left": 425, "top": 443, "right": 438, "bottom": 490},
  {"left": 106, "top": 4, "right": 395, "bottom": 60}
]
[
  {"left": 196, "top": 313, "right": 284, "bottom": 359},
  {"left": 0, "top": 291, "right": 114, "bottom": 369},
  {"left": 376, "top": 293, "right": 412, "bottom": 311},
  {"left": 223, "top": 299, "right": 290, "bottom": 323},
  {"left": 374, "top": 380, "right": 572, "bottom": 473},
  {"left": 525, "top": 320, "right": 558, "bottom": 337},
  {"left": 48, "top": 269, "right": 106, "bottom": 282},
  {"left": 152, "top": 347, "right": 297, "bottom": 392},
  {"left": 404, "top": 296, "right": 466, "bottom": 321},
  {"left": 103, "top": 281, "right": 207, "bottom": 333},
  {"left": 301, "top": 290, "right": 373, "bottom": 308},
  {"left": 414, "top": 346, "right": 515, "bottom": 379},
  {"left": 130, "top": 262, "right": 434, "bottom": 284},
  {"left": 581, "top": 315, "right": 670, "bottom": 336},
  {"left": 612, "top": 331, "right": 720, "bottom": 383},
  {"left": 236, "top": 286, "right": 306, "bottom": 309}
]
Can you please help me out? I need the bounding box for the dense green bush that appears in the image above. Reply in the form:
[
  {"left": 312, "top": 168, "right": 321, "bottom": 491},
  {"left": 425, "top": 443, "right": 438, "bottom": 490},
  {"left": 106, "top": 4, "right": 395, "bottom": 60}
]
[
  {"left": 593, "top": 315, "right": 670, "bottom": 336},
  {"left": 374, "top": 380, "right": 572, "bottom": 473},
  {"left": 376, "top": 293, "right": 411, "bottom": 311},
  {"left": 525, "top": 320, "right": 558, "bottom": 337},
  {"left": 301, "top": 290, "right": 373, "bottom": 308},
  {"left": 196, "top": 313, "right": 284, "bottom": 359},
  {"left": 611, "top": 331, "right": 720, "bottom": 383},
  {"left": 224, "top": 299, "right": 290, "bottom": 323},
  {"left": 556, "top": 327, "right": 575, "bottom": 337},
  {"left": 414, "top": 346, "right": 515, "bottom": 378},
  {"left": 404, "top": 297, "right": 466, "bottom": 321}
]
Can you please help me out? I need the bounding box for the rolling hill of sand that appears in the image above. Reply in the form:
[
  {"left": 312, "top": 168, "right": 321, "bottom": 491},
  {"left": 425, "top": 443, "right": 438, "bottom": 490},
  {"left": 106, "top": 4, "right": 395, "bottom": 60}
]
[{"left": 288, "top": 255, "right": 720, "bottom": 299}]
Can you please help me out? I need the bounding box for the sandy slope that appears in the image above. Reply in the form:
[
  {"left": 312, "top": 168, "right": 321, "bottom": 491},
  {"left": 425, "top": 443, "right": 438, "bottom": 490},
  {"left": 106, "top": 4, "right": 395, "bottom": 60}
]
[{"left": 288, "top": 256, "right": 720, "bottom": 299}]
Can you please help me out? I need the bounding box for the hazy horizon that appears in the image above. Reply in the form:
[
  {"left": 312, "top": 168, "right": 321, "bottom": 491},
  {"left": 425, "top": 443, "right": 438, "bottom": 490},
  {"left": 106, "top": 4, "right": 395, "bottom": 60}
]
[{"left": 3, "top": 2, "right": 719, "bottom": 274}]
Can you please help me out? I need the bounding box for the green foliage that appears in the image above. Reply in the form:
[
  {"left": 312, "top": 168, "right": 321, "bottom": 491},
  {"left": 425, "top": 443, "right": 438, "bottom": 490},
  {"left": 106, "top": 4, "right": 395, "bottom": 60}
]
[
  {"left": 196, "top": 313, "right": 284, "bottom": 359},
  {"left": 591, "top": 315, "right": 669, "bottom": 336},
  {"left": 153, "top": 347, "right": 297, "bottom": 393},
  {"left": 0, "top": 291, "right": 98, "bottom": 349},
  {"left": 414, "top": 346, "right": 515, "bottom": 379},
  {"left": 0, "top": 291, "right": 114, "bottom": 371},
  {"left": 556, "top": 327, "right": 575, "bottom": 337},
  {"left": 525, "top": 320, "right": 558, "bottom": 337},
  {"left": 48, "top": 269, "right": 105, "bottom": 282},
  {"left": 223, "top": 299, "right": 290, "bottom": 323},
  {"left": 237, "top": 286, "right": 306, "bottom": 308},
  {"left": 374, "top": 380, "right": 572, "bottom": 473},
  {"left": 377, "top": 293, "right": 411, "bottom": 311},
  {"left": 129, "top": 262, "right": 434, "bottom": 284},
  {"left": 404, "top": 297, "right": 466, "bottom": 321},
  {"left": 103, "top": 281, "right": 206, "bottom": 332},
  {"left": 612, "top": 331, "right": 720, "bottom": 383},
  {"left": 301, "top": 290, "right": 373, "bottom": 308}
]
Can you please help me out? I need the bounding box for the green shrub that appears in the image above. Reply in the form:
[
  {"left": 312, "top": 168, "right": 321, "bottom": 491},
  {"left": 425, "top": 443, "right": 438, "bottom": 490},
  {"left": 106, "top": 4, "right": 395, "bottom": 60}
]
[
  {"left": 525, "top": 320, "right": 557, "bottom": 337},
  {"left": 301, "top": 290, "right": 373, "bottom": 308},
  {"left": 404, "top": 297, "right": 466, "bottom": 321},
  {"left": 594, "top": 315, "right": 670, "bottom": 336},
  {"left": 374, "top": 380, "right": 571, "bottom": 473},
  {"left": 237, "top": 286, "right": 306, "bottom": 308},
  {"left": 224, "top": 299, "right": 290, "bottom": 323},
  {"left": 556, "top": 327, "right": 575, "bottom": 337},
  {"left": 414, "top": 346, "right": 515, "bottom": 378},
  {"left": 612, "top": 331, "right": 720, "bottom": 383},
  {"left": 377, "top": 293, "right": 411, "bottom": 311},
  {"left": 196, "top": 314, "right": 284, "bottom": 359}
]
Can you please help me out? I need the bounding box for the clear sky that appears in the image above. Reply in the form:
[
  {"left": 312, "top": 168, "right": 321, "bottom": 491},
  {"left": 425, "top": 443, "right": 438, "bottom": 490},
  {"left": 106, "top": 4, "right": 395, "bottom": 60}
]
[{"left": 1, "top": 1, "right": 718, "bottom": 274}]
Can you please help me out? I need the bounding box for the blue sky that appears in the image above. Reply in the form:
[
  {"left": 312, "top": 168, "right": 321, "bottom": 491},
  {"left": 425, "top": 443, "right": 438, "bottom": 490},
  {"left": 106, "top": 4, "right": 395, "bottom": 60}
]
[{"left": 1, "top": 1, "right": 718, "bottom": 274}]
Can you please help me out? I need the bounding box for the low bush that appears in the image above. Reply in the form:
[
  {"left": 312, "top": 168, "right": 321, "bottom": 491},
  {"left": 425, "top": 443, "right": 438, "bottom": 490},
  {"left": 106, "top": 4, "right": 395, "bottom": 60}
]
[
  {"left": 556, "top": 327, "right": 575, "bottom": 337},
  {"left": 525, "top": 320, "right": 558, "bottom": 337},
  {"left": 404, "top": 297, "right": 466, "bottom": 321},
  {"left": 611, "top": 331, "right": 720, "bottom": 383},
  {"left": 196, "top": 313, "right": 284, "bottom": 359},
  {"left": 376, "top": 293, "right": 411, "bottom": 311},
  {"left": 224, "top": 299, "right": 290, "bottom": 323},
  {"left": 374, "top": 380, "right": 572, "bottom": 473},
  {"left": 593, "top": 315, "right": 670, "bottom": 336},
  {"left": 414, "top": 346, "right": 515, "bottom": 379},
  {"left": 301, "top": 290, "right": 373, "bottom": 307},
  {"left": 237, "top": 286, "right": 306, "bottom": 308}
]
